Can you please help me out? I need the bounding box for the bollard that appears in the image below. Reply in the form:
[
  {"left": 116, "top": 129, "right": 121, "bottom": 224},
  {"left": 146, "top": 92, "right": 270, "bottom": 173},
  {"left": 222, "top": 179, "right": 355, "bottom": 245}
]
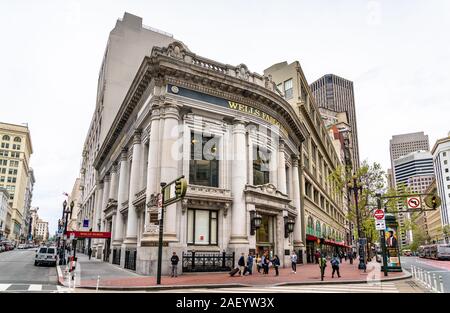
[
  {"left": 412, "top": 266, "right": 415, "bottom": 279},
  {"left": 432, "top": 273, "right": 437, "bottom": 292},
  {"left": 96, "top": 275, "right": 100, "bottom": 293},
  {"left": 428, "top": 272, "right": 432, "bottom": 290},
  {"left": 439, "top": 275, "right": 444, "bottom": 293}
]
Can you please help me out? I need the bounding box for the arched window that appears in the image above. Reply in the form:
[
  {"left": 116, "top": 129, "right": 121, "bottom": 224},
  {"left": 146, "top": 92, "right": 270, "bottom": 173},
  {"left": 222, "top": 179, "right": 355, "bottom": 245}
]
[
  {"left": 14, "top": 137, "right": 21, "bottom": 142},
  {"left": 315, "top": 221, "right": 321, "bottom": 237},
  {"left": 2, "top": 135, "right": 10, "bottom": 141}
]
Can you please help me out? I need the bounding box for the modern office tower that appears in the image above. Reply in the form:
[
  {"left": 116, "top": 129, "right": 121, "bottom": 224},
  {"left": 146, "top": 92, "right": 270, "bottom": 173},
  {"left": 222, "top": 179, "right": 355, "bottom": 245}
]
[
  {"left": 393, "top": 150, "right": 435, "bottom": 246},
  {"left": 0, "top": 122, "right": 33, "bottom": 242},
  {"left": 310, "top": 74, "right": 360, "bottom": 170},
  {"left": 389, "top": 132, "right": 430, "bottom": 181},
  {"left": 431, "top": 133, "right": 450, "bottom": 231}
]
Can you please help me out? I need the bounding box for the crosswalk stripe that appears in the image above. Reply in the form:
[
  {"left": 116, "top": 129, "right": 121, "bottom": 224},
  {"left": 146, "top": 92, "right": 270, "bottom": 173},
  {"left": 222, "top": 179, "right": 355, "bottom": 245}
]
[
  {"left": 0, "top": 284, "right": 12, "bottom": 291},
  {"left": 28, "top": 284, "right": 42, "bottom": 291}
]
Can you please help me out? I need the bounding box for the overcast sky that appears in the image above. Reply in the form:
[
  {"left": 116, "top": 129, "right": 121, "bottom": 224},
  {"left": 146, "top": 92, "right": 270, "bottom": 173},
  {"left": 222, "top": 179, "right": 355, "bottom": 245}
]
[{"left": 1, "top": 0, "right": 449, "bottom": 235}]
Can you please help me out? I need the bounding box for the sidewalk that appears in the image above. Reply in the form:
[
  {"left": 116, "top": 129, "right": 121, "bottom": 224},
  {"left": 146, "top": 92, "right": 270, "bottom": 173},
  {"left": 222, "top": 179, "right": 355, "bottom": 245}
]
[{"left": 57, "top": 255, "right": 411, "bottom": 291}]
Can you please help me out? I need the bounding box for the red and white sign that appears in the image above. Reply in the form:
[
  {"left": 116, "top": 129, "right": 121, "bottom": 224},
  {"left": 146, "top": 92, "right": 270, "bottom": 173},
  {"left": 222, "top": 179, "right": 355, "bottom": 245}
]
[
  {"left": 65, "top": 231, "right": 111, "bottom": 239},
  {"left": 374, "top": 209, "right": 385, "bottom": 220},
  {"left": 407, "top": 197, "right": 421, "bottom": 209}
]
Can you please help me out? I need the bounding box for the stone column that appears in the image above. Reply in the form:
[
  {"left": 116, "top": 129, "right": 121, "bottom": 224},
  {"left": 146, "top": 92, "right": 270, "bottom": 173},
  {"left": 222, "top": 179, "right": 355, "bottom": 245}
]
[
  {"left": 229, "top": 119, "right": 248, "bottom": 245},
  {"left": 101, "top": 174, "right": 111, "bottom": 232},
  {"left": 159, "top": 105, "right": 180, "bottom": 240},
  {"left": 143, "top": 108, "right": 161, "bottom": 236},
  {"left": 109, "top": 164, "right": 119, "bottom": 201},
  {"left": 277, "top": 141, "right": 287, "bottom": 194},
  {"left": 93, "top": 180, "right": 103, "bottom": 248},
  {"left": 96, "top": 174, "right": 110, "bottom": 259},
  {"left": 124, "top": 131, "right": 143, "bottom": 245},
  {"left": 291, "top": 155, "right": 303, "bottom": 248},
  {"left": 113, "top": 149, "right": 129, "bottom": 245}
]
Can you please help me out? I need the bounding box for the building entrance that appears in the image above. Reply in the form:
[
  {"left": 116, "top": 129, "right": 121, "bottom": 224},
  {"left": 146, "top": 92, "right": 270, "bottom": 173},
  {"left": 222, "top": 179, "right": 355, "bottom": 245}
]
[{"left": 255, "top": 213, "right": 275, "bottom": 260}]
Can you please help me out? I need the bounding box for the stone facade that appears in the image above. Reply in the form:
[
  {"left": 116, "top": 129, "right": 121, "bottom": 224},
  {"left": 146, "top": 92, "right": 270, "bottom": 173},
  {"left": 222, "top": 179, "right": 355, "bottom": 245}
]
[
  {"left": 264, "top": 62, "right": 350, "bottom": 263},
  {"left": 80, "top": 34, "right": 307, "bottom": 275}
]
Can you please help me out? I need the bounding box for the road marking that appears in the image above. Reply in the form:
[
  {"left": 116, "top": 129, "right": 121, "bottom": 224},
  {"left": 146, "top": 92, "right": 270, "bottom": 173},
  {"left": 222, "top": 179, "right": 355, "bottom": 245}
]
[
  {"left": 0, "top": 284, "right": 12, "bottom": 291},
  {"left": 165, "top": 283, "right": 400, "bottom": 294},
  {"left": 28, "top": 284, "right": 42, "bottom": 291}
]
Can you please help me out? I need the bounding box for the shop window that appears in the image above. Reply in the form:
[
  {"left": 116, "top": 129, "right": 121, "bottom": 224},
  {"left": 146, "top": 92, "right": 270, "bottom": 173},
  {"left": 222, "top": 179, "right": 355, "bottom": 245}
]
[
  {"left": 189, "top": 132, "right": 219, "bottom": 187},
  {"left": 253, "top": 146, "right": 270, "bottom": 185},
  {"left": 187, "top": 209, "right": 218, "bottom": 245}
]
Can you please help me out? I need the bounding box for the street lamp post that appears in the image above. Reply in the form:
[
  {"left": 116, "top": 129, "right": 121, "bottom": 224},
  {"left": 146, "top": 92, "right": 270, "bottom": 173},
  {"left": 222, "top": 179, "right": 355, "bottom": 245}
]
[
  {"left": 60, "top": 200, "right": 74, "bottom": 265},
  {"left": 348, "top": 175, "right": 366, "bottom": 272}
]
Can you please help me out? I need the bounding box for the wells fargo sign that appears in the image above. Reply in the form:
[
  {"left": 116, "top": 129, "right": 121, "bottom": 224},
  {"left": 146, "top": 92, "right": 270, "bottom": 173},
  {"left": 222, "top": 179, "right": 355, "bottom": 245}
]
[
  {"left": 168, "top": 84, "right": 288, "bottom": 136},
  {"left": 65, "top": 231, "right": 111, "bottom": 239}
]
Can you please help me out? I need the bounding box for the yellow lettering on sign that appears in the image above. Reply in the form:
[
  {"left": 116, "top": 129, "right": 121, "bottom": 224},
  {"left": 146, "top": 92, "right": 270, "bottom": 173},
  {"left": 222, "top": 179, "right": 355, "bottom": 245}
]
[{"left": 227, "top": 101, "right": 287, "bottom": 136}]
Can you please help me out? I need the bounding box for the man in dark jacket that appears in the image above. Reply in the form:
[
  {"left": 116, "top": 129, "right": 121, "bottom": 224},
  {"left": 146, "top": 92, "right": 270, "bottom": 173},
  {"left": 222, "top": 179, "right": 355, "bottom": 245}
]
[
  {"left": 238, "top": 253, "right": 245, "bottom": 276},
  {"left": 170, "top": 252, "right": 179, "bottom": 277}
]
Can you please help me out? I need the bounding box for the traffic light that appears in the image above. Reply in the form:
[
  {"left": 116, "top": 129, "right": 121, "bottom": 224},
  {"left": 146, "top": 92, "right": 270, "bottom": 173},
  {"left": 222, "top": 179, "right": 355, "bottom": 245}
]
[{"left": 175, "top": 177, "right": 187, "bottom": 198}]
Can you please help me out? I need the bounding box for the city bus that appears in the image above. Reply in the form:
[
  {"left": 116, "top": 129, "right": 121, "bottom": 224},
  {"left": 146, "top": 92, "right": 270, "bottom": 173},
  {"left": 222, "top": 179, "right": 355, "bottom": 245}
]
[{"left": 418, "top": 244, "right": 450, "bottom": 260}]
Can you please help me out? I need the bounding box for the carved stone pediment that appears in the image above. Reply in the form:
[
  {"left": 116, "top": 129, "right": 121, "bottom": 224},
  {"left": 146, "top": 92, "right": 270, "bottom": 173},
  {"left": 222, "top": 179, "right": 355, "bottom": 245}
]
[
  {"left": 246, "top": 183, "right": 288, "bottom": 198},
  {"left": 184, "top": 184, "right": 232, "bottom": 214}
]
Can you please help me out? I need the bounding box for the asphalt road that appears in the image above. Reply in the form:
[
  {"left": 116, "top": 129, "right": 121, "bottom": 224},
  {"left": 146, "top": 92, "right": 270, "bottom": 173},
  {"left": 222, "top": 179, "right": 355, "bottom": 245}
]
[
  {"left": 400, "top": 256, "right": 450, "bottom": 292},
  {"left": 0, "top": 248, "right": 58, "bottom": 285}
]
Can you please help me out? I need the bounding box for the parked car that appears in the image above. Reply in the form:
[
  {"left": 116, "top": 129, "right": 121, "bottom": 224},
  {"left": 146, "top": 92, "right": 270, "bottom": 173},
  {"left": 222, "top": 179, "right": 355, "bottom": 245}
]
[
  {"left": 0, "top": 244, "right": 5, "bottom": 252},
  {"left": 35, "top": 246, "right": 57, "bottom": 266},
  {"left": 18, "top": 244, "right": 26, "bottom": 249}
]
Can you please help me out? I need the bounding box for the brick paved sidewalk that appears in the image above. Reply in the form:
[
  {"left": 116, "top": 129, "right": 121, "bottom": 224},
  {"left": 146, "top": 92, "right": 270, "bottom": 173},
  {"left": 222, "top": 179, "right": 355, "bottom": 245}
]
[{"left": 61, "top": 254, "right": 409, "bottom": 290}]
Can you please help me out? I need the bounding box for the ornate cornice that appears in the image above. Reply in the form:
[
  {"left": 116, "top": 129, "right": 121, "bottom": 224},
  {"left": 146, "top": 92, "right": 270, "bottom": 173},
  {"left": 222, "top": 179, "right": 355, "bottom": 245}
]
[{"left": 94, "top": 40, "right": 308, "bottom": 169}]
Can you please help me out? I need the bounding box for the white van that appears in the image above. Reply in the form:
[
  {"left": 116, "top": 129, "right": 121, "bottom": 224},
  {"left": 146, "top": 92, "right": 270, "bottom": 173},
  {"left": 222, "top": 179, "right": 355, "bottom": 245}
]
[{"left": 35, "top": 246, "right": 57, "bottom": 266}]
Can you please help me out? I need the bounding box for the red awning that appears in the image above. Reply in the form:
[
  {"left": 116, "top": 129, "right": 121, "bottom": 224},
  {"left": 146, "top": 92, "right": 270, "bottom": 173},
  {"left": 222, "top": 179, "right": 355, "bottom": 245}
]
[{"left": 306, "top": 235, "right": 318, "bottom": 241}]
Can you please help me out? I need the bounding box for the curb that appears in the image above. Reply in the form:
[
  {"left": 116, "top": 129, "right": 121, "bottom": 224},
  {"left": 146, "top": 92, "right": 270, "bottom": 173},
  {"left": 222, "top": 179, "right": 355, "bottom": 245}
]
[
  {"left": 74, "top": 272, "right": 412, "bottom": 291},
  {"left": 275, "top": 272, "right": 412, "bottom": 287}
]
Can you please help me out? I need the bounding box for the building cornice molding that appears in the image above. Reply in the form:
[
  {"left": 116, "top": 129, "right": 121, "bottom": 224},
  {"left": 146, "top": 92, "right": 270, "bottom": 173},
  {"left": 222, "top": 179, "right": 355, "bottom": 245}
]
[{"left": 94, "top": 41, "right": 309, "bottom": 169}]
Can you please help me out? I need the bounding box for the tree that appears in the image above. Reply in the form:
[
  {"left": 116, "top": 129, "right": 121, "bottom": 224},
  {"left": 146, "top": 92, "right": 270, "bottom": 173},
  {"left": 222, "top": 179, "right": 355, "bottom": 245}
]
[{"left": 328, "top": 160, "right": 385, "bottom": 248}]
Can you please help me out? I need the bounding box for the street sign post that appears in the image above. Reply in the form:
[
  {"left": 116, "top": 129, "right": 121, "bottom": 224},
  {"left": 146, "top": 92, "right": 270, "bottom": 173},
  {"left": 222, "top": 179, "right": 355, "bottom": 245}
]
[
  {"left": 376, "top": 194, "right": 388, "bottom": 277},
  {"left": 156, "top": 176, "right": 188, "bottom": 285}
]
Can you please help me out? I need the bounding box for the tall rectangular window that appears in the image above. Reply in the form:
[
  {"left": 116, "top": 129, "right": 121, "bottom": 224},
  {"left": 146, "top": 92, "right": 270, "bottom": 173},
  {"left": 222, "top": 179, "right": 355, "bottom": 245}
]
[
  {"left": 187, "top": 209, "right": 218, "bottom": 245},
  {"left": 189, "top": 132, "right": 219, "bottom": 187},
  {"left": 284, "top": 79, "right": 293, "bottom": 100},
  {"left": 253, "top": 146, "right": 270, "bottom": 185}
]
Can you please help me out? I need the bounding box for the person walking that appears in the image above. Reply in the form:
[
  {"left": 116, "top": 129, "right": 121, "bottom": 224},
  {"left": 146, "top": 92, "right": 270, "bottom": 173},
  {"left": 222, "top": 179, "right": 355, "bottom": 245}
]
[
  {"left": 263, "top": 252, "right": 270, "bottom": 275},
  {"left": 257, "top": 254, "right": 262, "bottom": 273},
  {"left": 170, "top": 252, "right": 179, "bottom": 277},
  {"left": 314, "top": 250, "right": 320, "bottom": 264},
  {"left": 290, "top": 251, "right": 297, "bottom": 273},
  {"left": 271, "top": 255, "right": 280, "bottom": 276},
  {"left": 331, "top": 254, "right": 341, "bottom": 278},
  {"left": 244, "top": 252, "right": 254, "bottom": 275},
  {"left": 88, "top": 247, "right": 92, "bottom": 260},
  {"left": 319, "top": 253, "right": 327, "bottom": 281},
  {"left": 348, "top": 251, "right": 353, "bottom": 264},
  {"left": 238, "top": 253, "right": 246, "bottom": 276}
]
